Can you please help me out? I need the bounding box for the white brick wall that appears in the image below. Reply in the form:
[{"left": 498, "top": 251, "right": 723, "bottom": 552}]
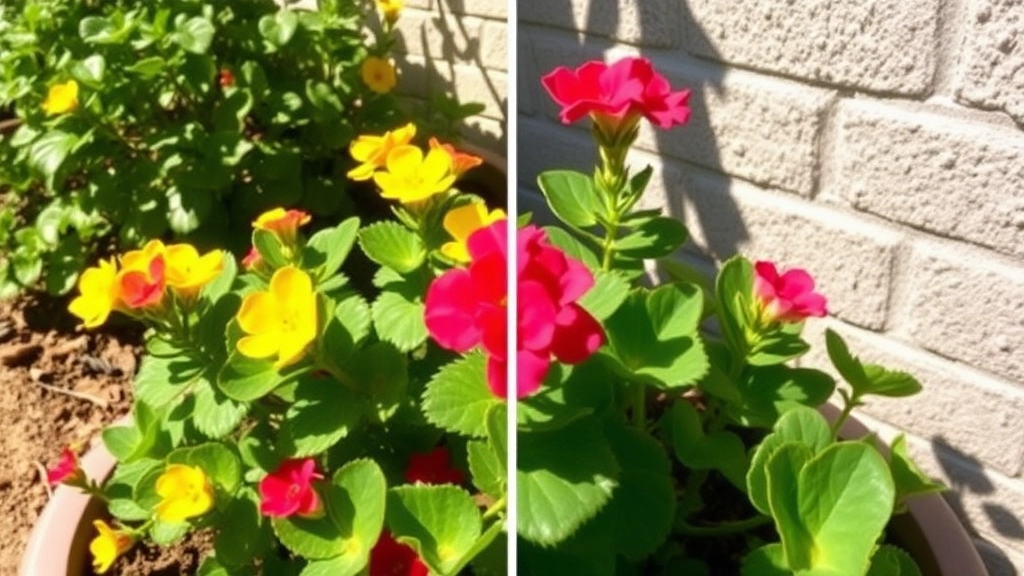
[
  {"left": 393, "top": 0, "right": 507, "bottom": 152},
  {"left": 520, "top": 2, "right": 1024, "bottom": 573}
]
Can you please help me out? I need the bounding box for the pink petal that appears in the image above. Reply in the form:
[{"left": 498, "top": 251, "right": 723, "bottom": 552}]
[
  {"left": 487, "top": 355, "right": 508, "bottom": 398},
  {"left": 551, "top": 304, "right": 605, "bottom": 363},
  {"left": 518, "top": 280, "right": 557, "bottom": 351},
  {"left": 517, "top": 348, "right": 550, "bottom": 398},
  {"left": 424, "top": 269, "right": 481, "bottom": 352}
]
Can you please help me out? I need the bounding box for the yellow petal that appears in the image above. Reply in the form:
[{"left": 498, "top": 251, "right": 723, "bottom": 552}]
[
  {"left": 237, "top": 334, "right": 280, "bottom": 359},
  {"left": 270, "top": 266, "right": 314, "bottom": 303},
  {"left": 422, "top": 147, "right": 454, "bottom": 182},
  {"left": 385, "top": 145, "right": 424, "bottom": 176},
  {"left": 346, "top": 162, "right": 377, "bottom": 181},
  {"left": 236, "top": 292, "right": 280, "bottom": 335},
  {"left": 349, "top": 135, "right": 386, "bottom": 163}
]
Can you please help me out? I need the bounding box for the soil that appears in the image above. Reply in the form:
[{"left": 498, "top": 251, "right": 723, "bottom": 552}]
[{"left": 0, "top": 294, "right": 206, "bottom": 576}]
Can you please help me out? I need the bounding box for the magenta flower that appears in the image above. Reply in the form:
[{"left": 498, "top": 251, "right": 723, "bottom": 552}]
[
  {"left": 516, "top": 226, "right": 604, "bottom": 397},
  {"left": 405, "top": 447, "right": 465, "bottom": 486},
  {"left": 425, "top": 219, "right": 508, "bottom": 397},
  {"left": 46, "top": 447, "right": 83, "bottom": 486},
  {"left": 541, "top": 57, "right": 690, "bottom": 130},
  {"left": 370, "top": 530, "right": 428, "bottom": 576},
  {"left": 258, "top": 458, "right": 324, "bottom": 518},
  {"left": 752, "top": 261, "right": 828, "bottom": 323}
]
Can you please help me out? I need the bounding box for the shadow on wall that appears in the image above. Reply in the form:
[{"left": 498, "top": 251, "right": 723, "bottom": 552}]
[
  {"left": 931, "top": 437, "right": 1020, "bottom": 575},
  {"left": 517, "top": 0, "right": 749, "bottom": 263},
  {"left": 391, "top": 0, "right": 508, "bottom": 158}
]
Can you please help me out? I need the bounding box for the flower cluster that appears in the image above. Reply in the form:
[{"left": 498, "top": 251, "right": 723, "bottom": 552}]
[
  {"left": 68, "top": 241, "right": 223, "bottom": 329},
  {"left": 348, "top": 123, "right": 482, "bottom": 206}
]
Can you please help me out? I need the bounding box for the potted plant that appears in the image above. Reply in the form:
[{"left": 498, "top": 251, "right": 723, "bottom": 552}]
[{"left": 513, "top": 56, "right": 987, "bottom": 576}]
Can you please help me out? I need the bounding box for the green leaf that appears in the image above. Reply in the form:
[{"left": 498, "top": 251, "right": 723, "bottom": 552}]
[
  {"left": 193, "top": 376, "right": 249, "bottom": 439},
  {"left": 826, "top": 329, "right": 923, "bottom": 399},
  {"left": 303, "top": 217, "right": 360, "bottom": 281},
  {"left": 174, "top": 17, "right": 215, "bottom": 54},
  {"left": 889, "top": 434, "right": 944, "bottom": 511},
  {"left": 79, "top": 16, "right": 132, "bottom": 44},
  {"left": 577, "top": 269, "right": 629, "bottom": 321},
  {"left": 102, "top": 424, "right": 141, "bottom": 461},
  {"left": 604, "top": 423, "right": 675, "bottom": 560},
  {"left": 371, "top": 290, "right": 427, "bottom": 352},
  {"left": 725, "top": 365, "right": 835, "bottom": 428},
  {"left": 747, "top": 406, "right": 833, "bottom": 516},
  {"left": 274, "top": 459, "right": 386, "bottom": 567},
  {"left": 215, "top": 488, "right": 273, "bottom": 567},
  {"left": 767, "top": 442, "right": 895, "bottom": 574},
  {"left": 537, "top": 170, "right": 602, "bottom": 229},
  {"left": 867, "top": 545, "right": 923, "bottom": 576},
  {"left": 320, "top": 293, "right": 371, "bottom": 364},
  {"left": 517, "top": 417, "right": 619, "bottom": 545},
  {"left": 741, "top": 543, "right": 790, "bottom": 576},
  {"left": 358, "top": 221, "right": 426, "bottom": 273},
  {"left": 422, "top": 353, "right": 497, "bottom": 437},
  {"left": 281, "top": 376, "right": 363, "bottom": 457},
  {"left": 667, "top": 401, "right": 747, "bottom": 488},
  {"left": 467, "top": 439, "right": 504, "bottom": 498},
  {"left": 387, "top": 485, "right": 482, "bottom": 576},
  {"left": 150, "top": 520, "right": 190, "bottom": 545},
  {"left": 715, "top": 256, "right": 754, "bottom": 358},
  {"left": 599, "top": 284, "right": 709, "bottom": 389},
  {"left": 252, "top": 229, "right": 291, "bottom": 269},
  {"left": 345, "top": 342, "right": 408, "bottom": 423},
  {"left": 126, "top": 56, "right": 166, "bottom": 78},
  {"left": 70, "top": 54, "right": 106, "bottom": 87},
  {"left": 259, "top": 10, "right": 299, "bottom": 47},
  {"left": 218, "top": 351, "right": 290, "bottom": 402},
  {"left": 28, "top": 131, "right": 77, "bottom": 190},
  {"left": 167, "top": 442, "right": 242, "bottom": 495},
  {"left": 167, "top": 187, "right": 212, "bottom": 234},
  {"left": 614, "top": 215, "right": 688, "bottom": 259}
]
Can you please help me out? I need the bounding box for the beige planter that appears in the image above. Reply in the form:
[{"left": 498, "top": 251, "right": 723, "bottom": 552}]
[{"left": 19, "top": 437, "right": 117, "bottom": 576}]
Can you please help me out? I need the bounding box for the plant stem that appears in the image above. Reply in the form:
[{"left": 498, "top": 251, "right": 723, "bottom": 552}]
[
  {"left": 830, "top": 392, "right": 859, "bottom": 440},
  {"left": 482, "top": 495, "right": 506, "bottom": 521},
  {"left": 676, "top": 514, "right": 772, "bottom": 536},
  {"left": 631, "top": 381, "right": 646, "bottom": 429}
]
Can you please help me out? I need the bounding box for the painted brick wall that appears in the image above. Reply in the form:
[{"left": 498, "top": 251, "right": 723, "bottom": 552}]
[
  {"left": 393, "top": 0, "right": 508, "bottom": 156},
  {"left": 518, "top": 1, "right": 1024, "bottom": 573}
]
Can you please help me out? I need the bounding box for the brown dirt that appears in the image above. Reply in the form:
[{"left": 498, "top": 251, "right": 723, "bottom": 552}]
[{"left": 0, "top": 295, "right": 210, "bottom": 575}]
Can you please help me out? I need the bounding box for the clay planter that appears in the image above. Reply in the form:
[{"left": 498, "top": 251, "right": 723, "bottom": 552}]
[
  {"left": 19, "top": 436, "right": 116, "bottom": 576},
  {"left": 822, "top": 403, "right": 988, "bottom": 576}
]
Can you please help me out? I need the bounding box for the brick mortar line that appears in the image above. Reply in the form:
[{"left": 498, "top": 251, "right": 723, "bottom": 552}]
[{"left": 932, "top": 0, "right": 968, "bottom": 97}]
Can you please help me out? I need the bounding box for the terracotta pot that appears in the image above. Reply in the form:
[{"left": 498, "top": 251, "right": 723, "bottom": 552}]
[
  {"left": 821, "top": 403, "right": 988, "bottom": 576},
  {"left": 19, "top": 436, "right": 117, "bottom": 576}
]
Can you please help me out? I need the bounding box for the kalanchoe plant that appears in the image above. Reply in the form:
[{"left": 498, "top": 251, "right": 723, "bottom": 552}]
[
  {"left": 518, "top": 56, "right": 942, "bottom": 576},
  {"left": 0, "top": 0, "right": 480, "bottom": 299},
  {"left": 47, "top": 127, "right": 507, "bottom": 574}
]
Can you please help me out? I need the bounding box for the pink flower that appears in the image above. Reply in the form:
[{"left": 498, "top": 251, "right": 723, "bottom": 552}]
[
  {"left": 752, "top": 261, "right": 828, "bottom": 323},
  {"left": 241, "top": 246, "right": 261, "bottom": 269},
  {"left": 424, "top": 219, "right": 508, "bottom": 397},
  {"left": 258, "top": 459, "right": 323, "bottom": 518},
  {"left": 405, "top": 447, "right": 465, "bottom": 486},
  {"left": 516, "top": 226, "right": 604, "bottom": 397},
  {"left": 46, "top": 447, "right": 83, "bottom": 486},
  {"left": 541, "top": 57, "right": 690, "bottom": 130},
  {"left": 370, "top": 530, "right": 428, "bottom": 576}
]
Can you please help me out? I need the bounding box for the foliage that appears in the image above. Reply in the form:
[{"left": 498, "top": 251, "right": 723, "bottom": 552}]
[
  {"left": 50, "top": 120, "right": 506, "bottom": 573},
  {"left": 518, "top": 55, "right": 938, "bottom": 575},
  {"left": 0, "top": 0, "right": 480, "bottom": 299}
]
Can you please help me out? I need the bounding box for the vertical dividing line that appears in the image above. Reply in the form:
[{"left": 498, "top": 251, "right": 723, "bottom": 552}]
[{"left": 504, "top": 0, "right": 518, "bottom": 574}]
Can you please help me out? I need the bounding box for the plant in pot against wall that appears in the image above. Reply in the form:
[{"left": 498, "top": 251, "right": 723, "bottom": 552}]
[
  {"left": 514, "top": 56, "right": 984, "bottom": 576},
  {"left": 30, "top": 117, "right": 509, "bottom": 575}
]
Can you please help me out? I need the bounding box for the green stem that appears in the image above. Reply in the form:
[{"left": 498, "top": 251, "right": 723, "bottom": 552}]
[
  {"left": 830, "top": 392, "right": 859, "bottom": 440},
  {"left": 482, "top": 495, "right": 506, "bottom": 521},
  {"left": 631, "top": 381, "right": 646, "bottom": 429},
  {"left": 676, "top": 514, "right": 772, "bottom": 536},
  {"left": 445, "top": 515, "right": 505, "bottom": 576}
]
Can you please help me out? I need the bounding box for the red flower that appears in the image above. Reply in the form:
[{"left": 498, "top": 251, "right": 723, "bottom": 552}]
[
  {"left": 241, "top": 246, "right": 261, "bottom": 269},
  {"left": 516, "top": 226, "right": 604, "bottom": 397},
  {"left": 218, "top": 69, "right": 235, "bottom": 88},
  {"left": 119, "top": 255, "right": 165, "bottom": 309},
  {"left": 405, "top": 447, "right": 465, "bottom": 485},
  {"left": 370, "top": 531, "right": 428, "bottom": 576},
  {"left": 424, "top": 219, "right": 508, "bottom": 397},
  {"left": 541, "top": 57, "right": 690, "bottom": 131},
  {"left": 258, "top": 459, "right": 323, "bottom": 518},
  {"left": 46, "top": 447, "right": 83, "bottom": 486},
  {"left": 752, "top": 261, "right": 828, "bottom": 323}
]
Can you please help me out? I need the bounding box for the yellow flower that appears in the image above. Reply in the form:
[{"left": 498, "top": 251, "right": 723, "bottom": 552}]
[
  {"left": 253, "top": 207, "right": 311, "bottom": 247},
  {"left": 68, "top": 258, "right": 120, "bottom": 328},
  {"left": 361, "top": 56, "right": 397, "bottom": 95},
  {"left": 42, "top": 80, "right": 79, "bottom": 115},
  {"left": 154, "top": 464, "right": 214, "bottom": 523},
  {"left": 89, "top": 520, "right": 134, "bottom": 574},
  {"left": 441, "top": 202, "right": 507, "bottom": 262},
  {"left": 117, "top": 240, "right": 167, "bottom": 310},
  {"left": 347, "top": 122, "right": 417, "bottom": 181},
  {"left": 377, "top": 0, "right": 403, "bottom": 24},
  {"left": 236, "top": 266, "right": 318, "bottom": 369},
  {"left": 429, "top": 137, "right": 484, "bottom": 178},
  {"left": 164, "top": 244, "right": 224, "bottom": 298},
  {"left": 373, "top": 145, "right": 455, "bottom": 204}
]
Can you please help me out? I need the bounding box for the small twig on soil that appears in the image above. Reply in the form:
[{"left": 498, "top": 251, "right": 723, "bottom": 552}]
[
  {"left": 34, "top": 380, "right": 109, "bottom": 408},
  {"left": 34, "top": 462, "right": 53, "bottom": 499}
]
